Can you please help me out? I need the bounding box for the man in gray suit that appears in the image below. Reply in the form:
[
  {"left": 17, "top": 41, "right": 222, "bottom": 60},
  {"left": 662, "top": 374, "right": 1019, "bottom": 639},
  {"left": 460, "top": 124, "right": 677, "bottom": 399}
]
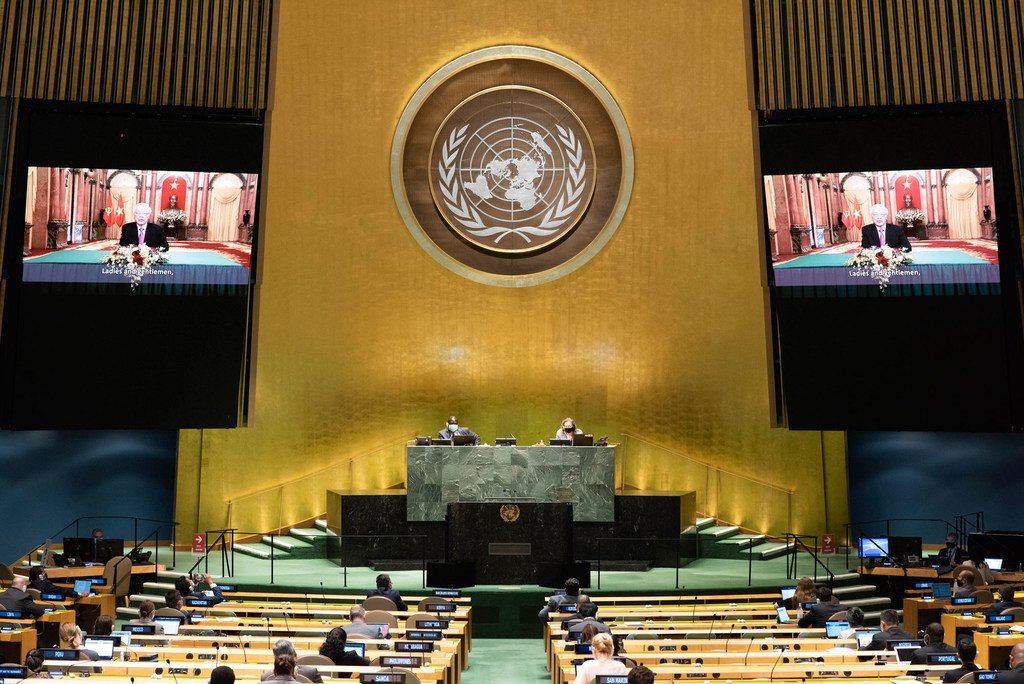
[
  {"left": 567, "top": 601, "right": 610, "bottom": 638},
  {"left": 343, "top": 606, "right": 382, "bottom": 640},
  {"left": 260, "top": 639, "right": 322, "bottom": 683}
]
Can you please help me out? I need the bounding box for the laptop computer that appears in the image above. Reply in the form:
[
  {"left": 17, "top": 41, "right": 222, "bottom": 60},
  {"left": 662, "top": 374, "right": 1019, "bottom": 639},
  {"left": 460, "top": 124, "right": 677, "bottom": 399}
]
[
  {"left": 154, "top": 617, "right": 182, "bottom": 635},
  {"left": 932, "top": 582, "right": 952, "bottom": 599},
  {"left": 986, "top": 558, "right": 1004, "bottom": 571},
  {"left": 780, "top": 586, "right": 797, "bottom": 602},
  {"left": 856, "top": 631, "right": 879, "bottom": 649},
  {"left": 367, "top": 623, "right": 391, "bottom": 638},
  {"left": 776, "top": 606, "right": 792, "bottom": 624},
  {"left": 572, "top": 434, "right": 595, "bottom": 446},
  {"left": 73, "top": 578, "right": 93, "bottom": 595},
  {"left": 110, "top": 631, "right": 131, "bottom": 646},
  {"left": 825, "top": 621, "right": 850, "bottom": 638},
  {"left": 344, "top": 642, "right": 366, "bottom": 659},
  {"left": 83, "top": 635, "right": 119, "bottom": 660},
  {"left": 894, "top": 645, "right": 921, "bottom": 663}
]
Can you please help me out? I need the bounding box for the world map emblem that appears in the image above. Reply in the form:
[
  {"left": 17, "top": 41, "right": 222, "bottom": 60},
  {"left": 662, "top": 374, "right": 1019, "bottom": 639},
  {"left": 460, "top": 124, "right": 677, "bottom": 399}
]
[
  {"left": 429, "top": 87, "right": 596, "bottom": 254},
  {"left": 392, "top": 46, "right": 634, "bottom": 286}
]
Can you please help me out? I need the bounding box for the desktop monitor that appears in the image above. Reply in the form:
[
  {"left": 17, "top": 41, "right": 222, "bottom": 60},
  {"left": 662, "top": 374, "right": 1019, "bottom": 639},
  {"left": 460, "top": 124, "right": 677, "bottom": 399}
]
[
  {"left": 825, "top": 621, "right": 849, "bottom": 638},
  {"left": 451, "top": 434, "right": 476, "bottom": 446},
  {"left": 154, "top": 617, "right": 182, "bottom": 635},
  {"left": 986, "top": 557, "right": 1004, "bottom": 571},
  {"left": 549, "top": 439, "right": 572, "bottom": 446},
  {"left": 344, "top": 642, "right": 366, "bottom": 659},
  {"left": 859, "top": 537, "right": 890, "bottom": 558},
  {"left": 83, "top": 636, "right": 118, "bottom": 660},
  {"left": 73, "top": 579, "right": 93, "bottom": 595}
]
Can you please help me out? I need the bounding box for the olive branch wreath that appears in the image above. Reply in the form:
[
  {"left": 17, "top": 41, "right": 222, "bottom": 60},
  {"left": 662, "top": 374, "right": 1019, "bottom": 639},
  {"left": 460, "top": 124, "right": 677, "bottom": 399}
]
[{"left": 436, "top": 123, "right": 587, "bottom": 244}]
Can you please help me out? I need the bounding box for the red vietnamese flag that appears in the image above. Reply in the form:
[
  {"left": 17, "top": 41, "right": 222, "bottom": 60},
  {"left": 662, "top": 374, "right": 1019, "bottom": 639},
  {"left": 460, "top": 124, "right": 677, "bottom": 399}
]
[
  {"left": 160, "top": 175, "right": 188, "bottom": 212},
  {"left": 112, "top": 195, "right": 126, "bottom": 229}
]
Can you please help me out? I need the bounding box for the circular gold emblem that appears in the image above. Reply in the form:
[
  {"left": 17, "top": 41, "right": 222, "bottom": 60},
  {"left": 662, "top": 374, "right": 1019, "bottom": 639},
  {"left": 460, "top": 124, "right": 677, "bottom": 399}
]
[
  {"left": 499, "top": 503, "right": 521, "bottom": 523},
  {"left": 392, "top": 46, "right": 634, "bottom": 287},
  {"left": 429, "top": 87, "right": 596, "bottom": 254}
]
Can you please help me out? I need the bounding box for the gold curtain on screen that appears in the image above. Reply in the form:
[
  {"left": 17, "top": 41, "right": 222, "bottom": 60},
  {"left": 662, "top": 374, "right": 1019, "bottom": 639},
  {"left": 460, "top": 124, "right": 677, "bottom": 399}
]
[
  {"left": 208, "top": 188, "right": 241, "bottom": 241},
  {"left": 945, "top": 183, "right": 980, "bottom": 239}
]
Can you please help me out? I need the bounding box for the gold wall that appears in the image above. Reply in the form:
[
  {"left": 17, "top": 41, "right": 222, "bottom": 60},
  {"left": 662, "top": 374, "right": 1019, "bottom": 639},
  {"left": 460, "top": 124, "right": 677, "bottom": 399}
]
[{"left": 175, "top": 0, "right": 848, "bottom": 541}]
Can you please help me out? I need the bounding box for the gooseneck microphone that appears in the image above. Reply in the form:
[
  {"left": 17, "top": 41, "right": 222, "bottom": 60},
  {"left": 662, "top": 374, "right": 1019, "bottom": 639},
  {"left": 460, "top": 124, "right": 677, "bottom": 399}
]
[
  {"left": 320, "top": 581, "right": 327, "bottom": 602},
  {"left": 769, "top": 645, "right": 786, "bottom": 680},
  {"left": 236, "top": 632, "right": 248, "bottom": 662},
  {"left": 263, "top": 616, "right": 272, "bottom": 648},
  {"left": 165, "top": 659, "right": 179, "bottom": 684},
  {"left": 743, "top": 634, "right": 755, "bottom": 665}
]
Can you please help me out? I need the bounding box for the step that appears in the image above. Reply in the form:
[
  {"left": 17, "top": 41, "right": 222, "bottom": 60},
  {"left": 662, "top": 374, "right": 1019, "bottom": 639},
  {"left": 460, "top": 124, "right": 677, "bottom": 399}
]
[
  {"left": 697, "top": 526, "right": 740, "bottom": 540},
  {"left": 845, "top": 596, "right": 891, "bottom": 610},
  {"left": 314, "top": 519, "right": 329, "bottom": 531},
  {"left": 233, "top": 543, "right": 289, "bottom": 560},
  {"left": 754, "top": 542, "right": 793, "bottom": 560},
  {"left": 289, "top": 527, "right": 334, "bottom": 538},
  {"left": 263, "top": 535, "right": 313, "bottom": 552},
  {"left": 831, "top": 572, "right": 861, "bottom": 585},
  {"left": 715, "top": 534, "right": 767, "bottom": 549},
  {"left": 683, "top": 518, "right": 717, "bottom": 534},
  {"left": 832, "top": 584, "right": 879, "bottom": 598}
]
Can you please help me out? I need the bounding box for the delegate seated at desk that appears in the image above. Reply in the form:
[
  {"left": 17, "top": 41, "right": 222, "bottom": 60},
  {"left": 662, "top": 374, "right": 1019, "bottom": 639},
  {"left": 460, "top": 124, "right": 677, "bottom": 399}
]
[
  {"left": 987, "top": 584, "right": 1023, "bottom": 616},
  {"left": 29, "top": 566, "right": 78, "bottom": 598},
  {"left": 555, "top": 418, "right": 583, "bottom": 441},
  {"left": 438, "top": 415, "right": 479, "bottom": 445},
  {"left": 175, "top": 573, "right": 225, "bottom": 604},
  {"left": 909, "top": 623, "right": 956, "bottom": 664},
  {"left": 997, "top": 643, "right": 1024, "bottom": 684},
  {"left": 938, "top": 532, "right": 969, "bottom": 567},
  {"left": 797, "top": 585, "right": 850, "bottom": 628},
  {"left": 861, "top": 609, "right": 914, "bottom": 651},
  {"left": 0, "top": 575, "right": 46, "bottom": 618}
]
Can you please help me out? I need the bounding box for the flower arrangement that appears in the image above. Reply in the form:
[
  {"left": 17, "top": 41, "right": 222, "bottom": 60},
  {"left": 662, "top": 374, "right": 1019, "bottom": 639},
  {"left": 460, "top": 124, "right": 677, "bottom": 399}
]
[
  {"left": 101, "top": 245, "right": 168, "bottom": 288},
  {"left": 846, "top": 246, "right": 913, "bottom": 289},
  {"left": 895, "top": 208, "right": 925, "bottom": 227}
]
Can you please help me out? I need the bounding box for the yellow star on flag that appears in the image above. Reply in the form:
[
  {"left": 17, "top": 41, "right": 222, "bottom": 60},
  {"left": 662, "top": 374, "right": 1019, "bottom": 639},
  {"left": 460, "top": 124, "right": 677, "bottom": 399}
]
[
  {"left": 115, "top": 206, "right": 124, "bottom": 217},
  {"left": 853, "top": 209, "right": 861, "bottom": 219},
  {"left": 902, "top": 178, "right": 912, "bottom": 190},
  {"left": 170, "top": 178, "right": 180, "bottom": 190}
]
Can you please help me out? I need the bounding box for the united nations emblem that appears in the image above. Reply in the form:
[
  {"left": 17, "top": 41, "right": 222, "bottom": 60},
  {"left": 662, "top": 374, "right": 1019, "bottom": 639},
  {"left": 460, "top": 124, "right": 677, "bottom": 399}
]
[
  {"left": 499, "top": 503, "right": 521, "bottom": 523},
  {"left": 392, "top": 46, "right": 634, "bottom": 286},
  {"left": 430, "top": 87, "right": 596, "bottom": 254}
]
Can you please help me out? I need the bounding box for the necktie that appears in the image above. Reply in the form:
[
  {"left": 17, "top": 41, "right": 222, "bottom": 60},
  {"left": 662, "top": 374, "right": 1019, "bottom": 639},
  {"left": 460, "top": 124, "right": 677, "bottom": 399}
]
[
  {"left": 139, "top": 225, "right": 146, "bottom": 246},
  {"left": 879, "top": 227, "right": 885, "bottom": 246}
]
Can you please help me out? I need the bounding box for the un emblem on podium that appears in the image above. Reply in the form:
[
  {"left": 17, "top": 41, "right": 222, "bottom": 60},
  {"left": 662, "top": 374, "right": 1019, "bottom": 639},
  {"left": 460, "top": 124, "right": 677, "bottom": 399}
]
[
  {"left": 499, "top": 503, "right": 521, "bottom": 523},
  {"left": 392, "top": 46, "right": 633, "bottom": 286}
]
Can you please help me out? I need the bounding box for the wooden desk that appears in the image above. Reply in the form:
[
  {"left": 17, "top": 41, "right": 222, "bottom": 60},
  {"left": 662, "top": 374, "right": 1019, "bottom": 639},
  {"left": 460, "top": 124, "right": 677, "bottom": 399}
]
[
  {"left": 903, "top": 597, "right": 949, "bottom": 635},
  {"left": 974, "top": 631, "right": 1024, "bottom": 669},
  {"left": 16, "top": 564, "right": 165, "bottom": 580},
  {"left": 43, "top": 660, "right": 446, "bottom": 682},
  {"left": 0, "top": 628, "right": 36, "bottom": 664},
  {"left": 940, "top": 612, "right": 985, "bottom": 646}
]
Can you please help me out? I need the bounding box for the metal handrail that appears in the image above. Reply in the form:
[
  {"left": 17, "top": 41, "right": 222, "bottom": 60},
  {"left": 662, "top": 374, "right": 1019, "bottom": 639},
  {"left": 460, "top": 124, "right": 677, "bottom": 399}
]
[
  {"left": 23, "top": 515, "right": 179, "bottom": 568},
  {"left": 596, "top": 536, "right": 686, "bottom": 590},
  {"left": 785, "top": 533, "right": 834, "bottom": 585},
  {"left": 338, "top": 534, "right": 427, "bottom": 589}
]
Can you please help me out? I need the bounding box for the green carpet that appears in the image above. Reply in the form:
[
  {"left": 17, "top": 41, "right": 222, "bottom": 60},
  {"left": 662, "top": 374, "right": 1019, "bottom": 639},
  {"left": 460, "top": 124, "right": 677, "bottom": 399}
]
[{"left": 462, "top": 639, "right": 548, "bottom": 683}]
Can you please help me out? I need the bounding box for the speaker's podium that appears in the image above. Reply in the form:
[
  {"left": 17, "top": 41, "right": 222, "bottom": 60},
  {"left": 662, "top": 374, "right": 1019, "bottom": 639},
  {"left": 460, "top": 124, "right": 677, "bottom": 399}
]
[{"left": 444, "top": 500, "right": 574, "bottom": 585}]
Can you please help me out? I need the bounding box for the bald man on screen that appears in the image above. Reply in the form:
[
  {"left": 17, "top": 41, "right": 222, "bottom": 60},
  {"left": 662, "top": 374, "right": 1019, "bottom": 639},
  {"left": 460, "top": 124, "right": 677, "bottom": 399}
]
[
  {"left": 861, "top": 203, "right": 912, "bottom": 252},
  {"left": 119, "top": 202, "right": 169, "bottom": 251}
]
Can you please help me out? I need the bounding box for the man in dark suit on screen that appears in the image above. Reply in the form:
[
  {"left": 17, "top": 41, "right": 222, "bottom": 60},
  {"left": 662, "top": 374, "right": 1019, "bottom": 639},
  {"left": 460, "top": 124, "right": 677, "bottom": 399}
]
[
  {"left": 861, "top": 203, "right": 912, "bottom": 251},
  {"left": 119, "top": 202, "right": 169, "bottom": 250}
]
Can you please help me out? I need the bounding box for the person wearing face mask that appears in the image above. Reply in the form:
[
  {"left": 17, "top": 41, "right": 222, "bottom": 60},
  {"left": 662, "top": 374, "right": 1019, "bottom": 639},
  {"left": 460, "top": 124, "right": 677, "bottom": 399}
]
[
  {"left": 438, "top": 415, "right": 479, "bottom": 445},
  {"left": 954, "top": 569, "right": 977, "bottom": 597},
  {"left": 861, "top": 203, "right": 912, "bottom": 252},
  {"left": 938, "top": 532, "right": 969, "bottom": 567},
  {"left": 118, "top": 202, "right": 170, "bottom": 251},
  {"left": 556, "top": 418, "right": 583, "bottom": 441},
  {"left": 909, "top": 622, "right": 957, "bottom": 664}
]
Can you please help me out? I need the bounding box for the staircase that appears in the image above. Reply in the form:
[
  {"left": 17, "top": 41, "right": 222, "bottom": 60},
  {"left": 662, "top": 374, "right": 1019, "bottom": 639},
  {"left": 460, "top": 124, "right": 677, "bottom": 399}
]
[
  {"left": 232, "top": 519, "right": 337, "bottom": 560},
  {"left": 684, "top": 517, "right": 793, "bottom": 560}
]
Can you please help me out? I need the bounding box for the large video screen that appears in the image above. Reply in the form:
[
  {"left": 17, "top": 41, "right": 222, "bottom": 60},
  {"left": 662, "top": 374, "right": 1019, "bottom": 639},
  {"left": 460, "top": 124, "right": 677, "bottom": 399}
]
[
  {"left": 0, "top": 102, "right": 264, "bottom": 429},
  {"left": 766, "top": 167, "right": 999, "bottom": 292},
  {"left": 759, "top": 105, "right": 1024, "bottom": 431},
  {"left": 22, "top": 168, "right": 257, "bottom": 287}
]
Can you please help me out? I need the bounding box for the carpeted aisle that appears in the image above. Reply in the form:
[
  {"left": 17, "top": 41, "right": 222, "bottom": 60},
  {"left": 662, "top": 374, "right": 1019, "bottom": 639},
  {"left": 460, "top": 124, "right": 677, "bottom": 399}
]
[{"left": 463, "top": 639, "right": 548, "bottom": 683}]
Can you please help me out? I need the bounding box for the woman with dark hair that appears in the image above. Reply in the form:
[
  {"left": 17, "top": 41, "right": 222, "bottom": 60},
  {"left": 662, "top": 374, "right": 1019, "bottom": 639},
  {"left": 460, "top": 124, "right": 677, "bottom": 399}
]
[
  {"left": 265, "top": 654, "right": 298, "bottom": 681},
  {"left": 25, "top": 649, "right": 52, "bottom": 679},
  {"left": 365, "top": 573, "right": 407, "bottom": 611},
  {"left": 91, "top": 615, "right": 114, "bottom": 636},
  {"left": 319, "top": 626, "right": 369, "bottom": 675}
]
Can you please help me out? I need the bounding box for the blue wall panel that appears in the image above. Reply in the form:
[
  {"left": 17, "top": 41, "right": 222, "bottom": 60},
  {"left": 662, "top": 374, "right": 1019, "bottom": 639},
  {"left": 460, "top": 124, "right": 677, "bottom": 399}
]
[
  {"left": 0, "top": 430, "right": 176, "bottom": 564},
  {"left": 847, "top": 432, "right": 1024, "bottom": 544}
]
